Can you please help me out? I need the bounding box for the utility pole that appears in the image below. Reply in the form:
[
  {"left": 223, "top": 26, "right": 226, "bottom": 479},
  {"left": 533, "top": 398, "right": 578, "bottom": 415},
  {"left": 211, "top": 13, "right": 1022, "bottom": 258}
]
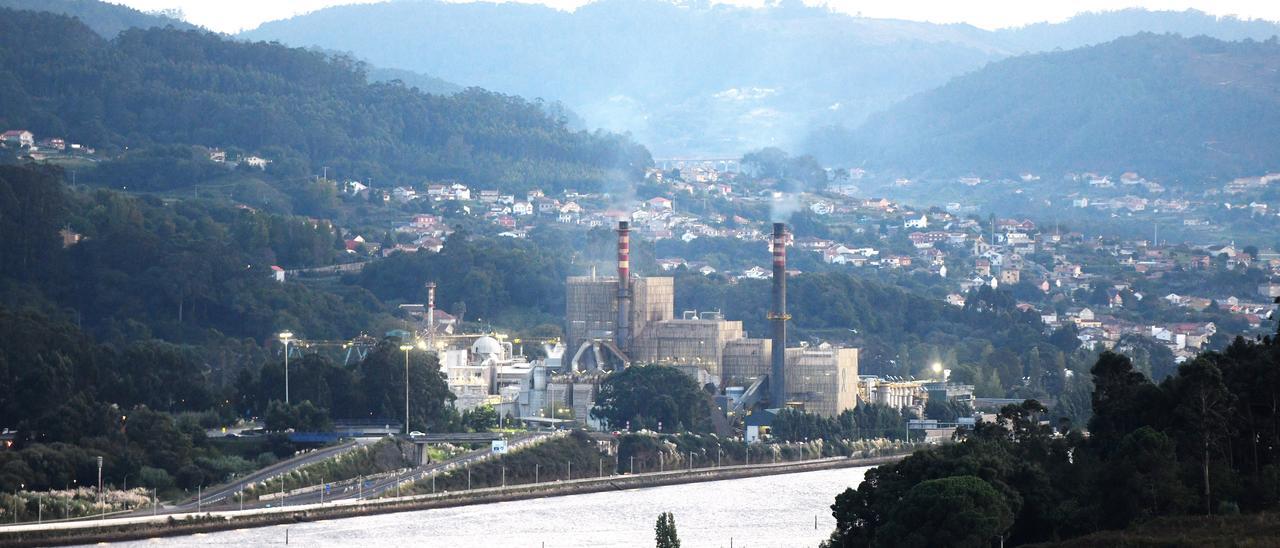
[
  {"left": 400, "top": 344, "right": 413, "bottom": 434},
  {"left": 96, "top": 456, "right": 103, "bottom": 520},
  {"left": 279, "top": 331, "right": 294, "bottom": 404}
]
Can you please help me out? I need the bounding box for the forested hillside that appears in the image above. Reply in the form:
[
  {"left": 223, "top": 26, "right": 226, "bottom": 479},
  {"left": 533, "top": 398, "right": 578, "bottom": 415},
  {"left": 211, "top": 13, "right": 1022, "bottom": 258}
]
[
  {"left": 810, "top": 34, "right": 1280, "bottom": 182},
  {"left": 0, "top": 8, "right": 650, "bottom": 195},
  {"left": 0, "top": 164, "right": 462, "bottom": 494}
]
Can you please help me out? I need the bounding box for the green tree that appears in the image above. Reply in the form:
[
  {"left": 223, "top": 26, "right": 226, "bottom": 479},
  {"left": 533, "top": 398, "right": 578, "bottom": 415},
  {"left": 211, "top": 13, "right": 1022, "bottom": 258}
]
[
  {"left": 655, "top": 511, "right": 681, "bottom": 548},
  {"left": 463, "top": 405, "right": 498, "bottom": 432},
  {"left": 874, "top": 476, "right": 1016, "bottom": 548},
  {"left": 592, "top": 365, "right": 710, "bottom": 433},
  {"left": 1170, "top": 358, "right": 1235, "bottom": 514},
  {"left": 1097, "top": 426, "right": 1189, "bottom": 526}
]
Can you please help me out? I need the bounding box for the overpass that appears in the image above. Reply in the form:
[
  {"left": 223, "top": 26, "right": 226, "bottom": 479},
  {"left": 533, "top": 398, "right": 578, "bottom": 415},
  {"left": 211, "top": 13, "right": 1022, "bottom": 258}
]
[{"left": 653, "top": 157, "right": 742, "bottom": 173}]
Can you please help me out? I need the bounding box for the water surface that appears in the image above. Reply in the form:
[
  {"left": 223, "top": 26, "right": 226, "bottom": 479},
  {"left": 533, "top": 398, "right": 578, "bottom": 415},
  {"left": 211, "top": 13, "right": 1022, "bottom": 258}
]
[{"left": 121, "top": 466, "right": 869, "bottom": 547}]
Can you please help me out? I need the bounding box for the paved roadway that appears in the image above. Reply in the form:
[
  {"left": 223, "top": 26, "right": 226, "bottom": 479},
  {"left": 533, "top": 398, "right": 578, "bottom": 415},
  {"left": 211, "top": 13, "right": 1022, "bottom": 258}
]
[
  {"left": 277, "top": 432, "right": 554, "bottom": 507},
  {"left": 160, "top": 437, "right": 373, "bottom": 513}
]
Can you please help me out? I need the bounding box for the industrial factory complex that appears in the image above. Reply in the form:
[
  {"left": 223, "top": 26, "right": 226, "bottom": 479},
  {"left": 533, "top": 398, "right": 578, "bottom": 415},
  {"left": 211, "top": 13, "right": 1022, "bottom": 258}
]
[
  {"left": 564, "top": 221, "right": 859, "bottom": 417},
  {"left": 418, "top": 221, "right": 860, "bottom": 431}
]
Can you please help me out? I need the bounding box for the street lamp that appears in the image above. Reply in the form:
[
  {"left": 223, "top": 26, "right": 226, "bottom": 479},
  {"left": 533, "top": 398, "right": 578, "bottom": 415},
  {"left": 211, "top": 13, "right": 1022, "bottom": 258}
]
[
  {"left": 279, "top": 331, "right": 294, "bottom": 404},
  {"left": 400, "top": 344, "right": 413, "bottom": 434}
]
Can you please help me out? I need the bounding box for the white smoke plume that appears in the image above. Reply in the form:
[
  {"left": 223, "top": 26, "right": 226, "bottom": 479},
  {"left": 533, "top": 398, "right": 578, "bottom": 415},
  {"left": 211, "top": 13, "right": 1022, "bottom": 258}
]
[{"left": 770, "top": 192, "right": 801, "bottom": 223}]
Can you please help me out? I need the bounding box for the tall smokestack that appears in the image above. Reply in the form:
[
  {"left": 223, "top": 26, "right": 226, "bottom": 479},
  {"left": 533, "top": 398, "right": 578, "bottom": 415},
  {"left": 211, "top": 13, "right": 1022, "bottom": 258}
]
[
  {"left": 617, "top": 221, "right": 632, "bottom": 352},
  {"left": 770, "top": 222, "right": 789, "bottom": 406}
]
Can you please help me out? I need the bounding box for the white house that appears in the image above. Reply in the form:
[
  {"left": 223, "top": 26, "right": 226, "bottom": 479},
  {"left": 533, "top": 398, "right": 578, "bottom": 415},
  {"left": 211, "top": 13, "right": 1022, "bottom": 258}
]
[
  {"left": 243, "top": 155, "right": 270, "bottom": 169},
  {"left": 904, "top": 214, "right": 928, "bottom": 229},
  {"left": 1, "top": 130, "right": 34, "bottom": 148}
]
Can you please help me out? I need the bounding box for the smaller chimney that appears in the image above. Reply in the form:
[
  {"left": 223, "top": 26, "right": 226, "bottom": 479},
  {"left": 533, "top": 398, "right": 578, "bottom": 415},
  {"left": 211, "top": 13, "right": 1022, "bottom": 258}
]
[
  {"left": 617, "top": 220, "right": 630, "bottom": 282},
  {"left": 616, "top": 221, "right": 632, "bottom": 351}
]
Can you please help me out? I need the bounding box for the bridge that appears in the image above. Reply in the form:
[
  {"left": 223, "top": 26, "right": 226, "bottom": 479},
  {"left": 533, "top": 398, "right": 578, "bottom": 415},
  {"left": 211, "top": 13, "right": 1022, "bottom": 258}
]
[
  {"left": 653, "top": 157, "right": 742, "bottom": 173},
  {"left": 404, "top": 432, "right": 505, "bottom": 465}
]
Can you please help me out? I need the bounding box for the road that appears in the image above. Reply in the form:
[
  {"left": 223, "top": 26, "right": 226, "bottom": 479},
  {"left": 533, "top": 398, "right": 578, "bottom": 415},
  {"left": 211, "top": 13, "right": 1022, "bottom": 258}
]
[
  {"left": 280, "top": 432, "right": 554, "bottom": 506},
  {"left": 161, "top": 437, "right": 373, "bottom": 513}
]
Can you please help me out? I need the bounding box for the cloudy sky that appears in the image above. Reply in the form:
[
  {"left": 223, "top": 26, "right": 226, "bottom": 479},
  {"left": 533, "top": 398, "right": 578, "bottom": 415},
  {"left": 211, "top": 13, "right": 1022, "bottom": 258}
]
[{"left": 113, "top": 0, "right": 1280, "bottom": 34}]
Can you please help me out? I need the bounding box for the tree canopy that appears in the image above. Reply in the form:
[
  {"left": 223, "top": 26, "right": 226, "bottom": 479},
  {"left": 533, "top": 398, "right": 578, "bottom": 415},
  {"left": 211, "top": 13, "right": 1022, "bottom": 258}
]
[
  {"left": 823, "top": 337, "right": 1280, "bottom": 547},
  {"left": 592, "top": 365, "right": 712, "bottom": 433}
]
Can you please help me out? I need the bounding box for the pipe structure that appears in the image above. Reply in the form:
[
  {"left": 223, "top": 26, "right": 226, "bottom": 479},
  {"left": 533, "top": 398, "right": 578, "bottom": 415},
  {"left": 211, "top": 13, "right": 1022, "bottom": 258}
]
[
  {"left": 769, "top": 222, "right": 790, "bottom": 407},
  {"left": 616, "top": 221, "right": 632, "bottom": 354},
  {"left": 426, "top": 281, "right": 437, "bottom": 348}
]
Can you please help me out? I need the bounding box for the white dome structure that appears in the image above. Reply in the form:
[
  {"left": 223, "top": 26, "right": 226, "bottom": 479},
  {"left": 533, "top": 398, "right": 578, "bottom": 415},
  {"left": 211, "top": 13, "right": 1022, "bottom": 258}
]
[{"left": 471, "top": 336, "right": 504, "bottom": 359}]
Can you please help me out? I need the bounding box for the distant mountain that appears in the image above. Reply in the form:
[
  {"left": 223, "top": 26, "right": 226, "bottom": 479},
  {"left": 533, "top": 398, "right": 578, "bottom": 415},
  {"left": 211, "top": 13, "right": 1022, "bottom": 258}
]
[
  {"left": 0, "top": 0, "right": 194, "bottom": 36},
  {"left": 992, "top": 8, "right": 1280, "bottom": 53},
  {"left": 241, "top": 0, "right": 1280, "bottom": 155},
  {"left": 0, "top": 8, "right": 650, "bottom": 194},
  {"left": 810, "top": 34, "right": 1280, "bottom": 182},
  {"left": 366, "top": 66, "right": 463, "bottom": 95}
]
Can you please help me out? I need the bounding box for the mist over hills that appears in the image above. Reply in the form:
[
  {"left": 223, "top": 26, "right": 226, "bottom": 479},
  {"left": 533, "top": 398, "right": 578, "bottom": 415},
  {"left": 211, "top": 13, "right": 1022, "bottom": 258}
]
[
  {"left": 240, "top": 0, "right": 1280, "bottom": 156},
  {"left": 0, "top": 0, "right": 194, "bottom": 36},
  {"left": 811, "top": 33, "right": 1280, "bottom": 182}
]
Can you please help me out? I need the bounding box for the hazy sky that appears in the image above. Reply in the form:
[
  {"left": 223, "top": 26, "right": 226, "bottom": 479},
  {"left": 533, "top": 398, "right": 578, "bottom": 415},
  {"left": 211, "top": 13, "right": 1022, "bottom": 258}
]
[{"left": 113, "top": 0, "right": 1280, "bottom": 34}]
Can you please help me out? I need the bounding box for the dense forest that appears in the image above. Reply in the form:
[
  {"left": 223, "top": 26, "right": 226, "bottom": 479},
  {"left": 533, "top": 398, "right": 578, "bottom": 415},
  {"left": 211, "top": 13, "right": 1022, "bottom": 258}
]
[
  {"left": 823, "top": 339, "right": 1280, "bottom": 547},
  {"left": 809, "top": 33, "right": 1280, "bottom": 182},
  {"left": 0, "top": 8, "right": 650, "bottom": 195},
  {"left": 0, "top": 164, "right": 449, "bottom": 493}
]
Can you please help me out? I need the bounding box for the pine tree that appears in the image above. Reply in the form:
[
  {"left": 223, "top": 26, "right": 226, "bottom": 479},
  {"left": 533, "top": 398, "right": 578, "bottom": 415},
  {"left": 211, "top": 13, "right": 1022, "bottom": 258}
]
[{"left": 655, "top": 511, "right": 681, "bottom": 548}]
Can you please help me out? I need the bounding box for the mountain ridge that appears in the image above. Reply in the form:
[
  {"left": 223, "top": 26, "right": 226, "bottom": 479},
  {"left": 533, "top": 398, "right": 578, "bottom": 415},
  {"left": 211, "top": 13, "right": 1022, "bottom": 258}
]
[
  {"left": 808, "top": 33, "right": 1280, "bottom": 182},
  {"left": 240, "top": 0, "right": 1280, "bottom": 156}
]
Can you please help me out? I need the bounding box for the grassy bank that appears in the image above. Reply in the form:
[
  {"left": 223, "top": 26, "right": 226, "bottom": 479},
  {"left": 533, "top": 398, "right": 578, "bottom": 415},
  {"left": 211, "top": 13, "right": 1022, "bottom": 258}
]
[
  {"left": 405, "top": 432, "right": 608, "bottom": 493},
  {"left": 621, "top": 432, "right": 925, "bottom": 472},
  {"left": 242, "top": 439, "right": 420, "bottom": 500},
  {"left": 1035, "top": 512, "right": 1280, "bottom": 547}
]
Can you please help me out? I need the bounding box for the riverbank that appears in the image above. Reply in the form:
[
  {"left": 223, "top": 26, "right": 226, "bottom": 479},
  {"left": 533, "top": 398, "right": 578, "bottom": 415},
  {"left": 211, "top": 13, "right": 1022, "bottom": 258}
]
[{"left": 0, "top": 453, "right": 907, "bottom": 546}]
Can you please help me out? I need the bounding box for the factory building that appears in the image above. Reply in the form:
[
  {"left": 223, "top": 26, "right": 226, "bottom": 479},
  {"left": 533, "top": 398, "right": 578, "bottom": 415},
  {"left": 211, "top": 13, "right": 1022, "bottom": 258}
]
[
  {"left": 434, "top": 335, "right": 607, "bottom": 428},
  {"left": 722, "top": 338, "right": 771, "bottom": 387},
  {"left": 564, "top": 275, "right": 673, "bottom": 358},
  {"left": 629, "top": 311, "right": 744, "bottom": 378},
  {"left": 564, "top": 221, "right": 860, "bottom": 418},
  {"left": 785, "top": 346, "right": 860, "bottom": 417}
]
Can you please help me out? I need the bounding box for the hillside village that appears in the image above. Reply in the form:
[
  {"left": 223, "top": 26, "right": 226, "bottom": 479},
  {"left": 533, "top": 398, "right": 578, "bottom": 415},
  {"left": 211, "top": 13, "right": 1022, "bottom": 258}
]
[
  {"left": 6, "top": 125, "right": 1274, "bottom": 365},
  {"left": 326, "top": 161, "right": 1277, "bottom": 367}
]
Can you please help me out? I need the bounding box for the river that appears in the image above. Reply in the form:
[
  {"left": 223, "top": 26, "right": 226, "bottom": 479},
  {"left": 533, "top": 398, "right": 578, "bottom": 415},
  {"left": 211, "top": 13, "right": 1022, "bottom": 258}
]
[{"left": 117, "top": 466, "right": 870, "bottom": 547}]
